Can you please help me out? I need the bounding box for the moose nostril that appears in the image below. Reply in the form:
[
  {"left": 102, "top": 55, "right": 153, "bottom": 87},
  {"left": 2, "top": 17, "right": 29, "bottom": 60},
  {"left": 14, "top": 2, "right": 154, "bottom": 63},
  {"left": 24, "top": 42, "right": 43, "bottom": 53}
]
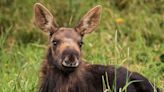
[
  {"left": 68, "top": 55, "right": 75, "bottom": 62},
  {"left": 64, "top": 60, "right": 71, "bottom": 65},
  {"left": 62, "top": 56, "right": 79, "bottom": 67}
]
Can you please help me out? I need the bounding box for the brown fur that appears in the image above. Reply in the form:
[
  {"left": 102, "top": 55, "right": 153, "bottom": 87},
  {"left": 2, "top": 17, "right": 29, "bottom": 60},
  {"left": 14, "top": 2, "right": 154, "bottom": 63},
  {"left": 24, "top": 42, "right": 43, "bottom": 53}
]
[
  {"left": 39, "top": 50, "right": 160, "bottom": 92},
  {"left": 34, "top": 3, "right": 160, "bottom": 92},
  {"left": 39, "top": 49, "right": 160, "bottom": 92}
]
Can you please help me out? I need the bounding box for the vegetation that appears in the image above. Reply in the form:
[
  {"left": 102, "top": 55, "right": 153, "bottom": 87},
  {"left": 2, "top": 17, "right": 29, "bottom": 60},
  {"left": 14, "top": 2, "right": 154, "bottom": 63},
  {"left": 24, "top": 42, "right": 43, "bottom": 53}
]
[{"left": 0, "top": 0, "right": 163, "bottom": 91}]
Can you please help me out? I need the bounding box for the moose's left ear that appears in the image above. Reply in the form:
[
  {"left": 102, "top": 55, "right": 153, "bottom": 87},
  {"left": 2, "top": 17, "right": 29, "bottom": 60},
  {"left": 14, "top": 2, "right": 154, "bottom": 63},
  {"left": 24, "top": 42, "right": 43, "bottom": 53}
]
[
  {"left": 34, "top": 3, "right": 58, "bottom": 34},
  {"left": 75, "top": 5, "right": 102, "bottom": 35}
]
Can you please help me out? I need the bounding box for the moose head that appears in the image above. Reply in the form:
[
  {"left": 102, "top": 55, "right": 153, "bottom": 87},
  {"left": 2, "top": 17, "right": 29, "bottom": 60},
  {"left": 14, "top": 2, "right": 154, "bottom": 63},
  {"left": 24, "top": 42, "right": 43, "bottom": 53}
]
[{"left": 34, "top": 3, "right": 102, "bottom": 71}]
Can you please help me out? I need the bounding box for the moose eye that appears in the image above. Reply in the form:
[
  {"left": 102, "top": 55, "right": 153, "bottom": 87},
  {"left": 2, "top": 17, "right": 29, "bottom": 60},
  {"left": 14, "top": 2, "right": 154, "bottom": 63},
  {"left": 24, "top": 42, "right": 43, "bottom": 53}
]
[
  {"left": 79, "top": 41, "right": 84, "bottom": 47},
  {"left": 52, "top": 40, "right": 59, "bottom": 46}
]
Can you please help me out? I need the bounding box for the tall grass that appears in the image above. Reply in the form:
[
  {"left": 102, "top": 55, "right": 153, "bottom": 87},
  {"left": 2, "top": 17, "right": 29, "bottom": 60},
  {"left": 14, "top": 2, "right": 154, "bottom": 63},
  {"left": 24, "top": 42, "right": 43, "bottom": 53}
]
[{"left": 0, "top": 0, "right": 163, "bottom": 91}]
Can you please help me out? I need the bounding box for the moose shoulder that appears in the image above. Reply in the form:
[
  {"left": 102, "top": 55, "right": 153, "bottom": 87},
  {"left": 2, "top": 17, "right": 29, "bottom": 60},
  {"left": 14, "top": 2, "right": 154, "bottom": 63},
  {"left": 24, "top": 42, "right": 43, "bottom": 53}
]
[{"left": 34, "top": 3, "right": 160, "bottom": 92}]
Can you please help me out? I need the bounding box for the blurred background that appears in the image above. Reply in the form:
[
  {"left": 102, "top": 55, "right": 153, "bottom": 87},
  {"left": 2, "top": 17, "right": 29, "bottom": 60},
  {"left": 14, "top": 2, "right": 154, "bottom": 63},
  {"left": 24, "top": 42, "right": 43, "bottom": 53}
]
[{"left": 0, "top": 0, "right": 164, "bottom": 91}]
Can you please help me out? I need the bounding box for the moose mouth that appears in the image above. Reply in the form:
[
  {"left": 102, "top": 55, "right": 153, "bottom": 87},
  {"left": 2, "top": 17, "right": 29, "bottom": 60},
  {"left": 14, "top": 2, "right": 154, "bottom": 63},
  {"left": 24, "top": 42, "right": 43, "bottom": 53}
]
[
  {"left": 62, "top": 61, "right": 79, "bottom": 68},
  {"left": 61, "top": 56, "right": 80, "bottom": 68}
]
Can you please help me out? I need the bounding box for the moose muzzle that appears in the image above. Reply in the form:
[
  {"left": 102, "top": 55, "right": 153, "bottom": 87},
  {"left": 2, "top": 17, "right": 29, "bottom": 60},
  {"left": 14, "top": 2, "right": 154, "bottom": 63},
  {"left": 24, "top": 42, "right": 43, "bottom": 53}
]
[{"left": 61, "top": 49, "right": 80, "bottom": 68}]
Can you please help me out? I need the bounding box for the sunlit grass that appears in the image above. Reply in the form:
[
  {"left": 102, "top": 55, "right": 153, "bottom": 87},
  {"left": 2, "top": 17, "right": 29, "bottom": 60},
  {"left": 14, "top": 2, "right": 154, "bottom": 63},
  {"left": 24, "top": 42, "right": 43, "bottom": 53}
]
[{"left": 0, "top": 0, "right": 163, "bottom": 91}]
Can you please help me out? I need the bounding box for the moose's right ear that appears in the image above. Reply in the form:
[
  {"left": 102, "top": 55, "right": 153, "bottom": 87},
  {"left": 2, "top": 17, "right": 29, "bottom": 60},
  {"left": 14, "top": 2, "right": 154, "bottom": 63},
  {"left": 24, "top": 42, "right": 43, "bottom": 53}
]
[
  {"left": 34, "top": 3, "right": 58, "bottom": 33},
  {"left": 75, "top": 5, "right": 102, "bottom": 36}
]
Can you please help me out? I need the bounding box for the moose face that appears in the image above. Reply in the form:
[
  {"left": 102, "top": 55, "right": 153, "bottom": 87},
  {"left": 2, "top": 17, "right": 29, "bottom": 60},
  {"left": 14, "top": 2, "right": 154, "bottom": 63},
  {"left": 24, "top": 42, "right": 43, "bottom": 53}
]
[
  {"left": 34, "top": 3, "right": 102, "bottom": 70},
  {"left": 49, "top": 28, "right": 82, "bottom": 69}
]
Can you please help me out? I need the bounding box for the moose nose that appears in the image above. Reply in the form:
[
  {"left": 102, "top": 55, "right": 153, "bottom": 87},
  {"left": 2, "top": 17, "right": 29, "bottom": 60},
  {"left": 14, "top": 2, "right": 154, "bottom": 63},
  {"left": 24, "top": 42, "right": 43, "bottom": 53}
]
[{"left": 62, "top": 55, "right": 79, "bottom": 68}]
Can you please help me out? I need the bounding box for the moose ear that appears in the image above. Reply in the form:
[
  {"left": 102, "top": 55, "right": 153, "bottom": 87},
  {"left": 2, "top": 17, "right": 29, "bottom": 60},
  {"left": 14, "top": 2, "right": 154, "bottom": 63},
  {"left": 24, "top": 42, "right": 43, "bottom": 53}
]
[
  {"left": 34, "top": 3, "right": 58, "bottom": 34},
  {"left": 75, "top": 5, "right": 102, "bottom": 35}
]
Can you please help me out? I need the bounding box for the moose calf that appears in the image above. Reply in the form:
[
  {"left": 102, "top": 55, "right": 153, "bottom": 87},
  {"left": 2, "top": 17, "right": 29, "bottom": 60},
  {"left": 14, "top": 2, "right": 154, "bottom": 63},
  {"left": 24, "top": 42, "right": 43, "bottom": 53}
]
[{"left": 34, "top": 3, "right": 160, "bottom": 92}]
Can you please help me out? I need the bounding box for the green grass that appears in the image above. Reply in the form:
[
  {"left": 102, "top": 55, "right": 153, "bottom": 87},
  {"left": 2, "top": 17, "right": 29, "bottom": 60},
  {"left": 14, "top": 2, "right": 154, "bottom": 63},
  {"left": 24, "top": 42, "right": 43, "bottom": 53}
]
[{"left": 0, "top": 0, "right": 164, "bottom": 91}]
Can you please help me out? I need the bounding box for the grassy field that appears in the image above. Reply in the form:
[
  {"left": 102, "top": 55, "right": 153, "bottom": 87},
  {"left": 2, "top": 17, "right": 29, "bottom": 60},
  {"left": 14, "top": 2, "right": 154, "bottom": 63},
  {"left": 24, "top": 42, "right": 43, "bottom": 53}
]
[{"left": 0, "top": 0, "right": 164, "bottom": 92}]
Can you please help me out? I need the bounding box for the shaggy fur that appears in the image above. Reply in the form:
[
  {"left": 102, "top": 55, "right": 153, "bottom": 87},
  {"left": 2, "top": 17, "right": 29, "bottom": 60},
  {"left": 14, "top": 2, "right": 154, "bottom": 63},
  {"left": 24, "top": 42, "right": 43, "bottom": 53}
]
[{"left": 38, "top": 48, "right": 160, "bottom": 92}]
